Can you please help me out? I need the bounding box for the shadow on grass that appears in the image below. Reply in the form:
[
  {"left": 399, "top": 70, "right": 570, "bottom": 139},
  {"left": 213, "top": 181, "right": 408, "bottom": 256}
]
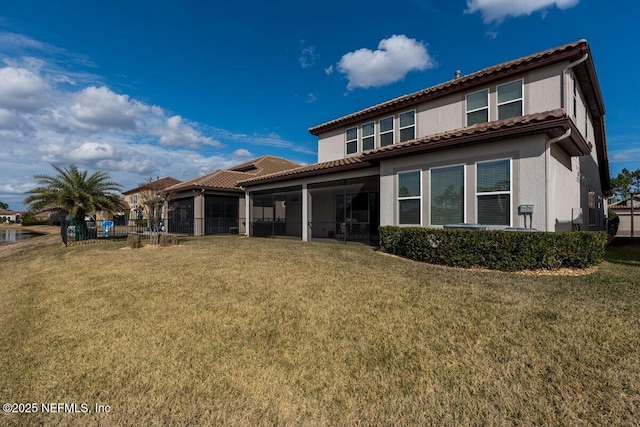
[{"left": 605, "top": 238, "right": 640, "bottom": 267}]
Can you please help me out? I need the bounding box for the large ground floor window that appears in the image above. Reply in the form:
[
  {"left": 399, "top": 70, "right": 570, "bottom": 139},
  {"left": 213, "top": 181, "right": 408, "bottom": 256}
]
[
  {"left": 430, "top": 165, "right": 464, "bottom": 225},
  {"left": 398, "top": 170, "right": 421, "bottom": 225},
  {"left": 476, "top": 159, "right": 511, "bottom": 226}
]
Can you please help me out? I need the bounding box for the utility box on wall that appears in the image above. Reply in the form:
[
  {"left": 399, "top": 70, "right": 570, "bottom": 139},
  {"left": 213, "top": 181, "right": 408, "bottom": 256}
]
[{"left": 518, "top": 204, "right": 533, "bottom": 215}]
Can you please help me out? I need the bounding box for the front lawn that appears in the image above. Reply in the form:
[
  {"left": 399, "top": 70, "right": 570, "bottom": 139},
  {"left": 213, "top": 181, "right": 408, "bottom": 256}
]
[{"left": 1, "top": 236, "right": 638, "bottom": 425}]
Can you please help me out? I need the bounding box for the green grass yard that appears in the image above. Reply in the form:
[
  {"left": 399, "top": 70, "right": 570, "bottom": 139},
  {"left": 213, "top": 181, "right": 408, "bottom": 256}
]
[{"left": 1, "top": 235, "right": 638, "bottom": 425}]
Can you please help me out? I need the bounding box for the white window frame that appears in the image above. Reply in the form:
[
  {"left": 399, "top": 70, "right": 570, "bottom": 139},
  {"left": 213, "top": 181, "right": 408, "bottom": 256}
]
[
  {"left": 475, "top": 158, "right": 512, "bottom": 227},
  {"left": 466, "top": 88, "right": 490, "bottom": 126},
  {"left": 345, "top": 126, "right": 358, "bottom": 156},
  {"left": 584, "top": 106, "right": 589, "bottom": 140},
  {"left": 397, "top": 169, "right": 422, "bottom": 226},
  {"left": 379, "top": 116, "right": 395, "bottom": 147},
  {"left": 362, "top": 121, "right": 375, "bottom": 151},
  {"left": 428, "top": 164, "right": 466, "bottom": 227},
  {"left": 398, "top": 109, "right": 416, "bottom": 142},
  {"left": 572, "top": 75, "right": 578, "bottom": 118},
  {"left": 496, "top": 79, "right": 523, "bottom": 121}
]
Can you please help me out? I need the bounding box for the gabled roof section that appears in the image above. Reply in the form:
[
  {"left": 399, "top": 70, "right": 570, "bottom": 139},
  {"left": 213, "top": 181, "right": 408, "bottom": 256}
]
[
  {"left": 237, "top": 156, "right": 373, "bottom": 187},
  {"left": 309, "top": 39, "right": 599, "bottom": 135},
  {"left": 167, "top": 155, "right": 301, "bottom": 193},
  {"left": 123, "top": 177, "right": 182, "bottom": 195}
]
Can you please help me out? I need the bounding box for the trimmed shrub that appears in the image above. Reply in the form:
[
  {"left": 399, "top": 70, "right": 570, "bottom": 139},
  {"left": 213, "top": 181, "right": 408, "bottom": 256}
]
[
  {"left": 126, "top": 234, "right": 143, "bottom": 249},
  {"left": 379, "top": 226, "right": 608, "bottom": 272}
]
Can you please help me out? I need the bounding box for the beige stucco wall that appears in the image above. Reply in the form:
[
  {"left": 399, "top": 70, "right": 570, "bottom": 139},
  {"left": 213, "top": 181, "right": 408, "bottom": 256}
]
[
  {"left": 317, "top": 128, "right": 347, "bottom": 163},
  {"left": 614, "top": 211, "right": 640, "bottom": 237},
  {"left": 378, "top": 135, "right": 581, "bottom": 231}
]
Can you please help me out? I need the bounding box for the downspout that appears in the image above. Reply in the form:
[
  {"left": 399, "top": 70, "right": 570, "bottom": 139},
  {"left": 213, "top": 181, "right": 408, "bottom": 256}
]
[
  {"left": 545, "top": 128, "right": 572, "bottom": 231},
  {"left": 561, "top": 52, "right": 589, "bottom": 111}
]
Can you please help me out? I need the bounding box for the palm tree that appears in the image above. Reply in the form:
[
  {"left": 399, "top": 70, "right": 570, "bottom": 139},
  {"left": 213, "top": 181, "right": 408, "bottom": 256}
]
[{"left": 24, "top": 164, "right": 123, "bottom": 237}]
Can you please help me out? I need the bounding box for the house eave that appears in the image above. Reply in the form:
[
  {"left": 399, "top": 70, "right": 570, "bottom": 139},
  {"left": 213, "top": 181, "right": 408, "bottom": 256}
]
[{"left": 238, "top": 160, "right": 375, "bottom": 188}]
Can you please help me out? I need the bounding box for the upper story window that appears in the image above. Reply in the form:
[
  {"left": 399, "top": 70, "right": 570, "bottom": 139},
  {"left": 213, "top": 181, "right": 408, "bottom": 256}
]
[
  {"left": 466, "top": 89, "right": 489, "bottom": 126},
  {"left": 131, "top": 194, "right": 138, "bottom": 206},
  {"left": 345, "top": 127, "right": 358, "bottom": 155},
  {"left": 362, "top": 122, "right": 375, "bottom": 151},
  {"left": 573, "top": 77, "right": 578, "bottom": 118},
  {"left": 585, "top": 107, "right": 589, "bottom": 140},
  {"left": 399, "top": 110, "right": 416, "bottom": 142},
  {"left": 497, "top": 80, "right": 523, "bottom": 120},
  {"left": 380, "top": 116, "right": 394, "bottom": 147}
]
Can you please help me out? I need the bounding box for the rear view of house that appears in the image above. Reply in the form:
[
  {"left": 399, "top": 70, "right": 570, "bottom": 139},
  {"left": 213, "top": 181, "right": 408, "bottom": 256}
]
[{"left": 238, "top": 39, "right": 611, "bottom": 243}]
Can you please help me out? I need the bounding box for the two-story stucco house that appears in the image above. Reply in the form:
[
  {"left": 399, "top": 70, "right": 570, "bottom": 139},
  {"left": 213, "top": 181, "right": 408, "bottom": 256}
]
[{"left": 238, "top": 40, "right": 611, "bottom": 244}]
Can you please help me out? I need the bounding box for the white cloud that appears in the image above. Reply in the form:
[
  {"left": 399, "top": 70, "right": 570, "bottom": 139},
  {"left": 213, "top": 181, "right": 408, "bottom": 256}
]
[
  {"left": 232, "top": 148, "right": 253, "bottom": 158},
  {"left": 305, "top": 93, "right": 317, "bottom": 104},
  {"left": 70, "top": 86, "right": 147, "bottom": 131},
  {"left": 336, "top": 35, "right": 435, "bottom": 90},
  {"left": 465, "top": 0, "right": 579, "bottom": 24},
  {"left": 152, "top": 115, "right": 221, "bottom": 148},
  {"left": 69, "top": 142, "right": 117, "bottom": 162},
  {"left": 324, "top": 65, "right": 334, "bottom": 75},
  {"left": 0, "top": 66, "right": 51, "bottom": 112}
]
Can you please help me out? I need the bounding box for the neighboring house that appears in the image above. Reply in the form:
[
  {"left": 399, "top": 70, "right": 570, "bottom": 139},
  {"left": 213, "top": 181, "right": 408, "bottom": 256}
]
[
  {"left": 122, "top": 177, "right": 182, "bottom": 226},
  {"left": 608, "top": 195, "right": 640, "bottom": 237},
  {"left": 0, "top": 209, "right": 22, "bottom": 223},
  {"left": 165, "top": 156, "right": 300, "bottom": 236},
  {"left": 238, "top": 40, "right": 611, "bottom": 244},
  {"left": 90, "top": 198, "right": 130, "bottom": 223}
]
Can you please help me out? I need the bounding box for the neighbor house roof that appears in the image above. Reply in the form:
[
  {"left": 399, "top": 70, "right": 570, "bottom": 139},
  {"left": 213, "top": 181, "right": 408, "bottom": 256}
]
[
  {"left": 123, "top": 177, "right": 182, "bottom": 195},
  {"left": 167, "top": 155, "right": 301, "bottom": 194},
  {"left": 608, "top": 195, "right": 640, "bottom": 210},
  {"left": 240, "top": 110, "right": 585, "bottom": 187},
  {"left": 309, "top": 39, "right": 603, "bottom": 136}
]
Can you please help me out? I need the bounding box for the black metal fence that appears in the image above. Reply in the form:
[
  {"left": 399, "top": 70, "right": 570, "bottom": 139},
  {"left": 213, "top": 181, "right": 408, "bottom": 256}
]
[{"left": 61, "top": 217, "right": 244, "bottom": 246}]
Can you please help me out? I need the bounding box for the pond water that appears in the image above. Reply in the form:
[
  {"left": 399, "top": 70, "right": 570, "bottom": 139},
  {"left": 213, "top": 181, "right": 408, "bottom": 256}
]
[{"left": 0, "top": 229, "right": 44, "bottom": 245}]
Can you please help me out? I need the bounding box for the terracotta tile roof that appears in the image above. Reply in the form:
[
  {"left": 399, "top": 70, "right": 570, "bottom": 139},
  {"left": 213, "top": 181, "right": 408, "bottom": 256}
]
[
  {"left": 168, "top": 155, "right": 301, "bottom": 193},
  {"left": 240, "top": 109, "right": 588, "bottom": 187},
  {"left": 123, "top": 177, "right": 182, "bottom": 195},
  {"left": 309, "top": 40, "right": 590, "bottom": 135},
  {"left": 237, "top": 156, "right": 374, "bottom": 186}
]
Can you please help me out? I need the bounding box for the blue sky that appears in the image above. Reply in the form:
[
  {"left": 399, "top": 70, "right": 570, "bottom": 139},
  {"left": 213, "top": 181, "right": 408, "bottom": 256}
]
[{"left": 1, "top": 0, "right": 638, "bottom": 210}]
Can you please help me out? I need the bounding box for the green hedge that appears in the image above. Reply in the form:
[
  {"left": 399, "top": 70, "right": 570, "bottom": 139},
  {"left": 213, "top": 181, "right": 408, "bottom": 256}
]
[{"left": 379, "top": 226, "right": 608, "bottom": 272}]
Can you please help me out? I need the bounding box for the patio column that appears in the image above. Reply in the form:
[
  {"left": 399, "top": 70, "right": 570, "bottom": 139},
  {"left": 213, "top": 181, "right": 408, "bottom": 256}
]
[
  {"left": 245, "top": 190, "right": 251, "bottom": 236},
  {"left": 302, "top": 183, "right": 309, "bottom": 241},
  {"left": 194, "top": 192, "right": 205, "bottom": 236},
  {"left": 163, "top": 199, "right": 169, "bottom": 232}
]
